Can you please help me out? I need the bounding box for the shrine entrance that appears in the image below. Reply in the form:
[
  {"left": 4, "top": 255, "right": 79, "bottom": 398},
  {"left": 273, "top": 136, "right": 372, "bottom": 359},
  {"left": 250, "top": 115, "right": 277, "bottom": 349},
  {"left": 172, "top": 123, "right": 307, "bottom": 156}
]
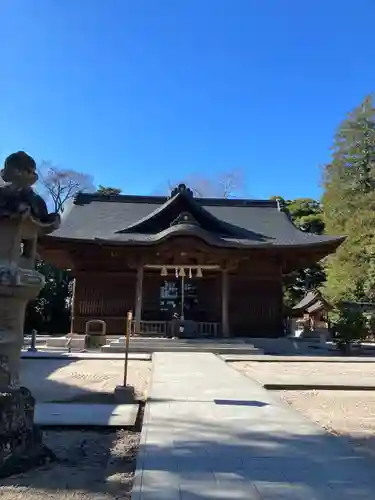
[
  {"left": 160, "top": 279, "right": 199, "bottom": 321},
  {"left": 139, "top": 264, "right": 225, "bottom": 337}
]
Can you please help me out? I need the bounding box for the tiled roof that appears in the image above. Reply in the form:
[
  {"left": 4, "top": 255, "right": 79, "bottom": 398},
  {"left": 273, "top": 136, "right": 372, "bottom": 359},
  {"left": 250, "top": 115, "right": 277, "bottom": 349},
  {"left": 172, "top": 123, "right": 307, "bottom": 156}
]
[
  {"left": 46, "top": 189, "right": 345, "bottom": 250},
  {"left": 293, "top": 291, "right": 319, "bottom": 310},
  {"left": 293, "top": 291, "right": 331, "bottom": 312}
]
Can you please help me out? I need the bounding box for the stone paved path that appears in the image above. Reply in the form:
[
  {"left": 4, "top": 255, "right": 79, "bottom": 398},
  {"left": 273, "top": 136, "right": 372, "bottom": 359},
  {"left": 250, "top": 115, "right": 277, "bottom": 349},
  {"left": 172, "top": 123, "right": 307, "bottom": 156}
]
[{"left": 132, "top": 353, "right": 375, "bottom": 499}]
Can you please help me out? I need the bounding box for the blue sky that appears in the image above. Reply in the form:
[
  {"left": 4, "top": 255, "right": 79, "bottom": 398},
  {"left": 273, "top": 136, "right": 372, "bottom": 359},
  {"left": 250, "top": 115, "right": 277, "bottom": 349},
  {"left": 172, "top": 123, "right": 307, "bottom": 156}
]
[{"left": 1, "top": 0, "right": 374, "bottom": 200}]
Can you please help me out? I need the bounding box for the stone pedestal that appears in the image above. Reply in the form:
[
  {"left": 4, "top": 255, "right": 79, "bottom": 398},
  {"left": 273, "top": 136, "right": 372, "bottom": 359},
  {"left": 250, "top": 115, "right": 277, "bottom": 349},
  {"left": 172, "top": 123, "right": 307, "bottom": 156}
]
[
  {"left": 0, "top": 151, "right": 60, "bottom": 477},
  {"left": 171, "top": 319, "right": 198, "bottom": 338},
  {"left": 0, "top": 388, "right": 55, "bottom": 478},
  {"left": 114, "top": 385, "right": 135, "bottom": 403}
]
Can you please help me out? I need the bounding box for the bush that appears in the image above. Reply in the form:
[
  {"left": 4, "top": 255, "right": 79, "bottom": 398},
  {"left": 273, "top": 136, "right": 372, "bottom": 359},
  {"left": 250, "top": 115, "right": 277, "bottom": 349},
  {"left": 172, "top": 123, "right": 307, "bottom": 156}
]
[{"left": 330, "top": 305, "right": 368, "bottom": 353}]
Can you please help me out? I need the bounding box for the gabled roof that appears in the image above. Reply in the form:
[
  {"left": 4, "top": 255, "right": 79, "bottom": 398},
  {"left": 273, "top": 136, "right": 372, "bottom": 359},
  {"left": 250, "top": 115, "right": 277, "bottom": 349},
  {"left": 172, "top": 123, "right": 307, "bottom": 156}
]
[
  {"left": 44, "top": 184, "right": 345, "bottom": 250},
  {"left": 293, "top": 290, "right": 331, "bottom": 313},
  {"left": 115, "top": 183, "right": 241, "bottom": 237}
]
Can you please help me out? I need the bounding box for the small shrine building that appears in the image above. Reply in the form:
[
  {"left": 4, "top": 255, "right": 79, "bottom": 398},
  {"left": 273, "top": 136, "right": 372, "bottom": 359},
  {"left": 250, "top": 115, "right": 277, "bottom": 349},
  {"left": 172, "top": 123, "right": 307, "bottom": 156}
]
[{"left": 291, "top": 290, "right": 332, "bottom": 335}]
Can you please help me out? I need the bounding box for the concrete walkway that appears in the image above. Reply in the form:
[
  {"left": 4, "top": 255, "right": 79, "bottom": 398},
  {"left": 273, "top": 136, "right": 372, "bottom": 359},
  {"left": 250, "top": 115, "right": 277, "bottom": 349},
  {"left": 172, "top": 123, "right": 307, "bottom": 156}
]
[{"left": 133, "top": 352, "right": 375, "bottom": 499}]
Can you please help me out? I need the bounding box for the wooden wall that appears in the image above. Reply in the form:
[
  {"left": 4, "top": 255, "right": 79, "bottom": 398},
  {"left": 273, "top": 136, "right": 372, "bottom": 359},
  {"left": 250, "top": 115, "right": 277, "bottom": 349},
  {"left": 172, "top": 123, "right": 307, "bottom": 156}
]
[
  {"left": 228, "top": 258, "right": 283, "bottom": 337},
  {"left": 229, "top": 277, "right": 283, "bottom": 336},
  {"left": 73, "top": 271, "right": 136, "bottom": 334},
  {"left": 142, "top": 272, "right": 164, "bottom": 320},
  {"left": 197, "top": 273, "right": 221, "bottom": 322},
  {"left": 72, "top": 254, "right": 284, "bottom": 337}
]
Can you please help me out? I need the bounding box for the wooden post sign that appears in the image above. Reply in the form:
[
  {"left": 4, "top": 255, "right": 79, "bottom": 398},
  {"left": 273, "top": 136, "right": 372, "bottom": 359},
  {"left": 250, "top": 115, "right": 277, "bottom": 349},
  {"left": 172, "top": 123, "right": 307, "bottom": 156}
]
[{"left": 123, "top": 310, "right": 133, "bottom": 386}]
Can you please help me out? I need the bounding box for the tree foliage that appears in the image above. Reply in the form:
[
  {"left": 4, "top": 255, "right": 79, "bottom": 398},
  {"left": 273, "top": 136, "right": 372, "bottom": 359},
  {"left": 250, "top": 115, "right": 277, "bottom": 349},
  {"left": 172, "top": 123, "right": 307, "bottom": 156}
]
[
  {"left": 25, "top": 262, "right": 72, "bottom": 334},
  {"left": 322, "top": 94, "right": 375, "bottom": 303},
  {"left": 25, "top": 161, "right": 91, "bottom": 333},
  {"left": 273, "top": 197, "right": 326, "bottom": 305},
  {"left": 330, "top": 305, "right": 369, "bottom": 348},
  {"left": 97, "top": 185, "right": 122, "bottom": 195},
  {"left": 285, "top": 198, "right": 325, "bottom": 234}
]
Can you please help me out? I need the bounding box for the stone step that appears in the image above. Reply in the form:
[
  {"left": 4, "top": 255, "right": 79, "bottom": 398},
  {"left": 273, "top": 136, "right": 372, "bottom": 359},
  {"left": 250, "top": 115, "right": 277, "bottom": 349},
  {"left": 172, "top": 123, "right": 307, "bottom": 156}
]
[
  {"left": 102, "top": 343, "right": 263, "bottom": 354},
  {"left": 112, "top": 337, "right": 258, "bottom": 346}
]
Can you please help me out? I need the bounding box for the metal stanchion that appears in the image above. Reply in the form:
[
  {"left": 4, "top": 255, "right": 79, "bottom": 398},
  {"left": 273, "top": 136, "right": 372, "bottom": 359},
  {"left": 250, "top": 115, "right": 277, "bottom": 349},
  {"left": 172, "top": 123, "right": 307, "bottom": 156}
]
[
  {"left": 114, "top": 310, "right": 135, "bottom": 403},
  {"left": 123, "top": 310, "right": 132, "bottom": 386}
]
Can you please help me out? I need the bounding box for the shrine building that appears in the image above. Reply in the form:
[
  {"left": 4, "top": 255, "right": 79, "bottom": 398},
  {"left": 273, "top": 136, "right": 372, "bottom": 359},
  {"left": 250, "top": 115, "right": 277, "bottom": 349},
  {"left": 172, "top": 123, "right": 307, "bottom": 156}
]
[{"left": 39, "top": 184, "right": 344, "bottom": 338}]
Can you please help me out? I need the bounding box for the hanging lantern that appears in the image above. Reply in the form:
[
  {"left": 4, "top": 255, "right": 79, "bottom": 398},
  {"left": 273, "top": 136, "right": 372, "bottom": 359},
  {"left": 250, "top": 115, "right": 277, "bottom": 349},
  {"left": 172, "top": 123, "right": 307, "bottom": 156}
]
[
  {"left": 196, "top": 266, "right": 203, "bottom": 278},
  {"left": 161, "top": 266, "right": 168, "bottom": 276},
  {"left": 188, "top": 267, "right": 192, "bottom": 279},
  {"left": 179, "top": 267, "right": 186, "bottom": 277},
  {"left": 175, "top": 267, "right": 179, "bottom": 278}
]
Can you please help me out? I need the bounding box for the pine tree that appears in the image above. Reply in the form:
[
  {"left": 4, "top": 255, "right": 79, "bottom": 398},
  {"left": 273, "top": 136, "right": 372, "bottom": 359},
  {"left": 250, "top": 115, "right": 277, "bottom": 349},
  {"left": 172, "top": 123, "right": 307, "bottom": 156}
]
[
  {"left": 97, "top": 185, "right": 122, "bottom": 195},
  {"left": 323, "top": 94, "right": 375, "bottom": 302}
]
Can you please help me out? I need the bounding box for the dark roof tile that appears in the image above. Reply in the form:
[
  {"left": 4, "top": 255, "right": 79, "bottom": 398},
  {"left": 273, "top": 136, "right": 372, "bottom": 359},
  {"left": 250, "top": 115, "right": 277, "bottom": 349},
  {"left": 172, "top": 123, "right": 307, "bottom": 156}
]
[{"left": 48, "top": 192, "right": 344, "bottom": 249}]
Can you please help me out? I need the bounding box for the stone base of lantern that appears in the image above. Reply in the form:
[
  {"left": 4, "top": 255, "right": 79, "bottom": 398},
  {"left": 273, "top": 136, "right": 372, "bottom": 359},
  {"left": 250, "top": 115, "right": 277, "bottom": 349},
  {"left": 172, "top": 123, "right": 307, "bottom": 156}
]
[{"left": 0, "top": 387, "right": 56, "bottom": 478}]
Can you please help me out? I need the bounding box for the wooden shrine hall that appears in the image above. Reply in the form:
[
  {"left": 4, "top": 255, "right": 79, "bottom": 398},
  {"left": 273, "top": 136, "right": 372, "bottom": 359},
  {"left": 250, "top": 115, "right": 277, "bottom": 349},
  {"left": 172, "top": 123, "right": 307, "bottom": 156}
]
[{"left": 40, "top": 184, "right": 344, "bottom": 338}]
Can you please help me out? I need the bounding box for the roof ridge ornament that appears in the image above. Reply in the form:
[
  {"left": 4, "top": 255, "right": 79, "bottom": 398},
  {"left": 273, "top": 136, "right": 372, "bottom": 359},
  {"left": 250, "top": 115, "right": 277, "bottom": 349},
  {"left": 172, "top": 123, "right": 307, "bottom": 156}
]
[
  {"left": 170, "top": 183, "right": 194, "bottom": 198},
  {"left": 276, "top": 197, "right": 293, "bottom": 222},
  {"left": 170, "top": 211, "right": 200, "bottom": 227}
]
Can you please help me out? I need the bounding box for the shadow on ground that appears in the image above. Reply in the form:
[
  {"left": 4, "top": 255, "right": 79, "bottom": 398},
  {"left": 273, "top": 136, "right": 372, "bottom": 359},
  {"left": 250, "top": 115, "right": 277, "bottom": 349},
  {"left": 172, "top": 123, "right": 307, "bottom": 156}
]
[
  {"left": 136, "top": 415, "right": 375, "bottom": 499},
  {"left": 3, "top": 409, "right": 375, "bottom": 498},
  {"left": 6, "top": 357, "right": 375, "bottom": 498},
  {"left": 1, "top": 358, "right": 144, "bottom": 499},
  {"left": 20, "top": 357, "right": 148, "bottom": 403},
  {"left": 214, "top": 399, "right": 268, "bottom": 407}
]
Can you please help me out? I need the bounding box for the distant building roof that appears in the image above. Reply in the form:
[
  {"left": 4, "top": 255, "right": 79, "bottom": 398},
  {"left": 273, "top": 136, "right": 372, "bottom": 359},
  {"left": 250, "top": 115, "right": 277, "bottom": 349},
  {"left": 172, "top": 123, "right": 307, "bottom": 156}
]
[
  {"left": 293, "top": 291, "right": 331, "bottom": 314},
  {"left": 44, "top": 184, "right": 345, "bottom": 250}
]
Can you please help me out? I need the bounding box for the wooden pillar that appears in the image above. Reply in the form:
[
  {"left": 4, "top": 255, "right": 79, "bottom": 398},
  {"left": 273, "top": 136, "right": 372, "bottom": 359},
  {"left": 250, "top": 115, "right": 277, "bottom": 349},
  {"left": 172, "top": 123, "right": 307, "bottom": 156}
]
[
  {"left": 221, "top": 268, "right": 229, "bottom": 337},
  {"left": 135, "top": 264, "right": 144, "bottom": 333}
]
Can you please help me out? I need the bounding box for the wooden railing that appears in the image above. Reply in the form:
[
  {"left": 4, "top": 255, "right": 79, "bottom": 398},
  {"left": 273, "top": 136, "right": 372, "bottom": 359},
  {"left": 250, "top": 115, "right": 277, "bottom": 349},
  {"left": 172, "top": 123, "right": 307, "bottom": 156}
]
[
  {"left": 132, "top": 321, "right": 169, "bottom": 336},
  {"left": 197, "top": 322, "right": 221, "bottom": 337},
  {"left": 132, "top": 320, "right": 221, "bottom": 337}
]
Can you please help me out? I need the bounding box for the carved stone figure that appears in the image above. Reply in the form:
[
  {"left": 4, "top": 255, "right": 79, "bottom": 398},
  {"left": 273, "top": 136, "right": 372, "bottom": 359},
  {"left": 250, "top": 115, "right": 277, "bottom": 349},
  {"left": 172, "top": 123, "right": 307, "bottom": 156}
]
[
  {"left": 0, "top": 151, "right": 60, "bottom": 477},
  {"left": 170, "top": 183, "right": 194, "bottom": 198}
]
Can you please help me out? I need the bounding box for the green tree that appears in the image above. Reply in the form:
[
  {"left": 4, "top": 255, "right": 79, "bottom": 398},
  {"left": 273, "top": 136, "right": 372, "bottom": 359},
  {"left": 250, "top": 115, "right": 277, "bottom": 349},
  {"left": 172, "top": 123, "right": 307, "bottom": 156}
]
[
  {"left": 322, "top": 94, "right": 375, "bottom": 303},
  {"left": 330, "top": 305, "right": 369, "bottom": 354},
  {"left": 286, "top": 198, "right": 324, "bottom": 234},
  {"left": 271, "top": 196, "right": 326, "bottom": 305},
  {"left": 97, "top": 185, "right": 122, "bottom": 195},
  {"left": 25, "top": 262, "right": 72, "bottom": 334}
]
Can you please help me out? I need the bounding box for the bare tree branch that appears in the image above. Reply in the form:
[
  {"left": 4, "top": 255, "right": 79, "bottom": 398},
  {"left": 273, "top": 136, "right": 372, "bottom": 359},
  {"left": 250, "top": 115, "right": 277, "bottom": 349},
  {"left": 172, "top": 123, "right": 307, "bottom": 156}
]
[
  {"left": 37, "top": 161, "right": 94, "bottom": 212},
  {"left": 160, "top": 169, "right": 246, "bottom": 198},
  {"left": 217, "top": 168, "right": 245, "bottom": 198}
]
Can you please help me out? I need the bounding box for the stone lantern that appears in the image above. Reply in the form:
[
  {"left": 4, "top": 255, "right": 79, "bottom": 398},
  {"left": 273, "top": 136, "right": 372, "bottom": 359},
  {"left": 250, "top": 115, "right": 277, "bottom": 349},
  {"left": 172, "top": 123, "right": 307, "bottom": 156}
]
[{"left": 0, "top": 152, "right": 60, "bottom": 477}]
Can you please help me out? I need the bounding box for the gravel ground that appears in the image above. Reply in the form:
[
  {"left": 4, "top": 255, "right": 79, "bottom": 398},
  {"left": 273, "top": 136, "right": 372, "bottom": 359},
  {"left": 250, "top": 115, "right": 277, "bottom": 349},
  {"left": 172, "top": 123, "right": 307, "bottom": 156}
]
[
  {"left": 278, "top": 390, "right": 375, "bottom": 454},
  {"left": 231, "top": 360, "right": 375, "bottom": 386},
  {"left": 1, "top": 428, "right": 140, "bottom": 500},
  {"left": 20, "top": 359, "right": 151, "bottom": 402},
  {"left": 233, "top": 361, "right": 375, "bottom": 457},
  {"left": 0, "top": 359, "right": 151, "bottom": 499}
]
